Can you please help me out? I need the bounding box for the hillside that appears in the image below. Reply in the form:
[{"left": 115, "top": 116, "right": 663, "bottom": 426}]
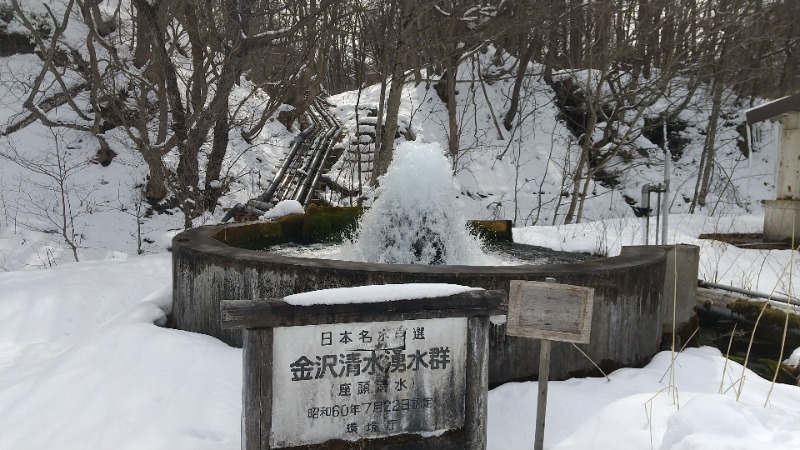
[
  {"left": 326, "top": 47, "right": 778, "bottom": 225},
  {"left": 0, "top": 53, "right": 779, "bottom": 271},
  {"left": 0, "top": 1, "right": 783, "bottom": 271}
]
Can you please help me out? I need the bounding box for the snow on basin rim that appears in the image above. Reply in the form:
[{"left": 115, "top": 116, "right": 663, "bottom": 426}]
[
  {"left": 260, "top": 199, "right": 304, "bottom": 220},
  {"left": 283, "top": 284, "right": 482, "bottom": 305}
]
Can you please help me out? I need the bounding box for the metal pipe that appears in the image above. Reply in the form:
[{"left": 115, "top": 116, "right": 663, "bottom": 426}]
[
  {"left": 641, "top": 184, "right": 651, "bottom": 245},
  {"left": 295, "top": 101, "right": 338, "bottom": 204},
  {"left": 655, "top": 184, "right": 662, "bottom": 245},
  {"left": 260, "top": 123, "right": 317, "bottom": 203},
  {"left": 698, "top": 280, "right": 800, "bottom": 307},
  {"left": 661, "top": 120, "right": 670, "bottom": 245},
  {"left": 221, "top": 203, "right": 244, "bottom": 223},
  {"left": 285, "top": 109, "right": 324, "bottom": 201},
  {"left": 304, "top": 113, "right": 341, "bottom": 204},
  {"left": 247, "top": 199, "right": 272, "bottom": 211}
]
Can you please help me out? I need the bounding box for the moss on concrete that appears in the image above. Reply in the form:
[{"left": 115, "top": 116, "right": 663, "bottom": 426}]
[
  {"left": 729, "top": 299, "right": 800, "bottom": 330},
  {"left": 467, "top": 220, "right": 513, "bottom": 242},
  {"left": 218, "top": 207, "right": 515, "bottom": 249},
  {"left": 213, "top": 206, "right": 365, "bottom": 249},
  {"left": 212, "top": 213, "right": 305, "bottom": 250},
  {"left": 661, "top": 313, "right": 700, "bottom": 350},
  {"left": 302, "top": 204, "right": 363, "bottom": 243},
  {"left": 727, "top": 355, "right": 799, "bottom": 385}
]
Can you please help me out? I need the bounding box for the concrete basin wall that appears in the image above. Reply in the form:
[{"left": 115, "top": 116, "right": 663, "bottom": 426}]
[{"left": 172, "top": 222, "right": 667, "bottom": 383}]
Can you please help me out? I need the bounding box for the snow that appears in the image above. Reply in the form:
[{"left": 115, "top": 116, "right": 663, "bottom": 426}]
[
  {"left": 0, "top": 255, "right": 241, "bottom": 449},
  {"left": 0, "top": 5, "right": 798, "bottom": 447},
  {"left": 260, "top": 199, "right": 304, "bottom": 220},
  {"left": 514, "top": 213, "right": 798, "bottom": 297},
  {"left": 489, "top": 347, "right": 800, "bottom": 449},
  {"left": 0, "top": 245, "right": 798, "bottom": 448},
  {"left": 284, "top": 283, "right": 481, "bottom": 305},
  {"left": 787, "top": 347, "right": 800, "bottom": 369}
]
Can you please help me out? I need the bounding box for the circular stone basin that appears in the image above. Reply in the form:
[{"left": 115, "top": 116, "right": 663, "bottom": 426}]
[
  {"left": 172, "top": 221, "right": 667, "bottom": 383},
  {"left": 263, "top": 241, "right": 597, "bottom": 266}
]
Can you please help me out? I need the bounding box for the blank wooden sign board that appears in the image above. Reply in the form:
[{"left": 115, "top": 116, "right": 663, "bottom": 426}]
[
  {"left": 507, "top": 280, "right": 594, "bottom": 344},
  {"left": 506, "top": 279, "right": 594, "bottom": 450}
]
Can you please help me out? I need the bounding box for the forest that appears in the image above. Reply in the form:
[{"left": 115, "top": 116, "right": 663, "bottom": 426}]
[{"left": 1, "top": 0, "right": 798, "bottom": 232}]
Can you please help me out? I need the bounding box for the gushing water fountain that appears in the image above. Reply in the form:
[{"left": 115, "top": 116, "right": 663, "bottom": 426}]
[{"left": 345, "top": 142, "right": 484, "bottom": 265}]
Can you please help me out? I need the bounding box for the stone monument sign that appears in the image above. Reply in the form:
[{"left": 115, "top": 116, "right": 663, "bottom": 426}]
[
  {"left": 271, "top": 318, "right": 467, "bottom": 446},
  {"left": 221, "top": 285, "right": 507, "bottom": 449}
]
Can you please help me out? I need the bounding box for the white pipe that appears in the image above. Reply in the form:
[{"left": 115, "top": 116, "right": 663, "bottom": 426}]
[
  {"left": 698, "top": 280, "right": 800, "bottom": 307},
  {"left": 642, "top": 184, "right": 651, "bottom": 245},
  {"left": 745, "top": 123, "right": 752, "bottom": 198},
  {"left": 662, "top": 120, "right": 670, "bottom": 245}
]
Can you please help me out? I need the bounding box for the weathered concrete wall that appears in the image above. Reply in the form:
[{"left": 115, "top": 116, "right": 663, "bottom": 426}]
[
  {"left": 763, "top": 111, "right": 800, "bottom": 242},
  {"left": 660, "top": 244, "right": 700, "bottom": 333},
  {"left": 764, "top": 199, "right": 800, "bottom": 241},
  {"left": 776, "top": 113, "right": 800, "bottom": 201},
  {"left": 172, "top": 223, "right": 667, "bottom": 383}
]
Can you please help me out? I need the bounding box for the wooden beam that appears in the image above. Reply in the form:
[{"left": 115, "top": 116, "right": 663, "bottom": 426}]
[
  {"left": 534, "top": 340, "right": 551, "bottom": 450},
  {"left": 465, "top": 316, "right": 490, "bottom": 450},
  {"left": 221, "top": 290, "right": 508, "bottom": 329},
  {"left": 745, "top": 93, "right": 800, "bottom": 124},
  {"left": 242, "top": 328, "right": 273, "bottom": 450}
]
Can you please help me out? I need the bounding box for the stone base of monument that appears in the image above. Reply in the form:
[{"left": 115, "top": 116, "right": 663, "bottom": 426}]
[
  {"left": 221, "top": 286, "right": 507, "bottom": 450},
  {"left": 764, "top": 199, "right": 800, "bottom": 242}
]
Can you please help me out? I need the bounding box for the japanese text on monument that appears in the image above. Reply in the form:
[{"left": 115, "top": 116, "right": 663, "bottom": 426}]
[{"left": 270, "top": 317, "right": 468, "bottom": 447}]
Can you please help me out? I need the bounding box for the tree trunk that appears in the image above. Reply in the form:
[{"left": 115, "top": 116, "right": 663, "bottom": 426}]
[
  {"left": 568, "top": 0, "right": 583, "bottom": 67},
  {"left": 180, "top": 0, "right": 252, "bottom": 223},
  {"left": 132, "top": 1, "right": 152, "bottom": 68},
  {"left": 205, "top": 111, "right": 229, "bottom": 211},
  {"left": 564, "top": 106, "right": 597, "bottom": 224},
  {"left": 690, "top": 80, "right": 723, "bottom": 212},
  {"left": 445, "top": 56, "right": 459, "bottom": 162},
  {"left": 563, "top": 144, "right": 589, "bottom": 225},
  {"left": 372, "top": 71, "right": 405, "bottom": 186},
  {"left": 374, "top": 76, "right": 387, "bottom": 165},
  {"left": 183, "top": 5, "right": 207, "bottom": 114},
  {"left": 143, "top": 151, "right": 167, "bottom": 203},
  {"left": 504, "top": 42, "right": 536, "bottom": 131},
  {"left": 636, "top": 0, "right": 651, "bottom": 79}
]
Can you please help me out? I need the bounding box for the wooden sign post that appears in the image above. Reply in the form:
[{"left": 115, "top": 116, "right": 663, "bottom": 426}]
[
  {"left": 506, "top": 279, "right": 594, "bottom": 450},
  {"left": 221, "top": 288, "right": 507, "bottom": 450}
]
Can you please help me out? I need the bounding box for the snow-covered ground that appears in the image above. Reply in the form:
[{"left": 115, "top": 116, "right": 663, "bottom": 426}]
[
  {"left": 1, "top": 4, "right": 798, "bottom": 447},
  {"left": 1, "top": 216, "right": 798, "bottom": 449}
]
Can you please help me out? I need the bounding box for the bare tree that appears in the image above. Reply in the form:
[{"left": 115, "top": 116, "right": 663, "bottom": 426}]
[
  {"left": 368, "top": 0, "right": 421, "bottom": 185},
  {"left": 10, "top": 0, "right": 337, "bottom": 229},
  {"left": 7, "top": 0, "right": 800, "bottom": 229},
  {"left": 0, "top": 129, "right": 95, "bottom": 262}
]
